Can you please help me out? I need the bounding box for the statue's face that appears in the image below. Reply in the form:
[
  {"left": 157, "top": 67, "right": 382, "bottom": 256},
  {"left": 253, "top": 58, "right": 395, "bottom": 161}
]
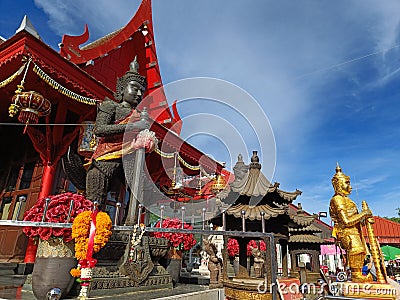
[
  {"left": 123, "top": 80, "right": 143, "bottom": 107},
  {"left": 338, "top": 176, "right": 352, "bottom": 195}
]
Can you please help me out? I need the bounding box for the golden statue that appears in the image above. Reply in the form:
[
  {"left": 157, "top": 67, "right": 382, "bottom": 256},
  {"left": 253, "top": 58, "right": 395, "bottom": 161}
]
[
  {"left": 329, "top": 165, "right": 395, "bottom": 300},
  {"left": 329, "top": 164, "right": 373, "bottom": 282}
]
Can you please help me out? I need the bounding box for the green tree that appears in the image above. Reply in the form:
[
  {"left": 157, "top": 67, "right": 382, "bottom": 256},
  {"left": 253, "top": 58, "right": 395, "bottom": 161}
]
[{"left": 385, "top": 208, "right": 400, "bottom": 223}]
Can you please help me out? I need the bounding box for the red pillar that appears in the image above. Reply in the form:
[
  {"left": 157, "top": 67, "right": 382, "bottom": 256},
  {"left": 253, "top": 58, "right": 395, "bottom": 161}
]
[
  {"left": 23, "top": 238, "right": 38, "bottom": 263},
  {"left": 24, "top": 163, "right": 55, "bottom": 263},
  {"left": 38, "top": 163, "right": 55, "bottom": 200}
]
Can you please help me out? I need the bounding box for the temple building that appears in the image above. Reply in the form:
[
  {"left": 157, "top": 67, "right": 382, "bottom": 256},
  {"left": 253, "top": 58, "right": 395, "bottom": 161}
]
[
  {"left": 210, "top": 152, "right": 332, "bottom": 298},
  {"left": 0, "top": 0, "right": 223, "bottom": 263},
  {"left": 0, "top": 2, "right": 334, "bottom": 298},
  {"left": 287, "top": 203, "right": 331, "bottom": 282}
]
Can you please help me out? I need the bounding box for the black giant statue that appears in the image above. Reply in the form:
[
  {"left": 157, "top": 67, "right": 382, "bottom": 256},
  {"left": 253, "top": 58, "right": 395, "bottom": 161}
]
[{"left": 63, "top": 56, "right": 150, "bottom": 206}]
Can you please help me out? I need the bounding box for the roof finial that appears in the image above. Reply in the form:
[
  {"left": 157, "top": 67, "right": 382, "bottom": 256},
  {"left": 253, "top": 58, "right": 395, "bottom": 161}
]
[
  {"left": 297, "top": 203, "right": 304, "bottom": 213},
  {"left": 16, "top": 15, "right": 40, "bottom": 40},
  {"left": 250, "top": 150, "right": 261, "bottom": 169}
]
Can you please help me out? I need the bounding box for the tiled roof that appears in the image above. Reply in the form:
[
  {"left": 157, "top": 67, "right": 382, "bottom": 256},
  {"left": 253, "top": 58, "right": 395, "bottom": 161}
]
[
  {"left": 362, "top": 216, "right": 400, "bottom": 245},
  {"left": 227, "top": 154, "right": 302, "bottom": 200}
]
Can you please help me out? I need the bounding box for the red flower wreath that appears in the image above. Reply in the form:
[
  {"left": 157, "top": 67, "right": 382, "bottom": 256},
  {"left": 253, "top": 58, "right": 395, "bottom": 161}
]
[
  {"left": 153, "top": 218, "right": 196, "bottom": 251},
  {"left": 227, "top": 238, "right": 240, "bottom": 257},
  {"left": 247, "top": 239, "right": 267, "bottom": 256},
  {"left": 23, "top": 192, "right": 93, "bottom": 242}
]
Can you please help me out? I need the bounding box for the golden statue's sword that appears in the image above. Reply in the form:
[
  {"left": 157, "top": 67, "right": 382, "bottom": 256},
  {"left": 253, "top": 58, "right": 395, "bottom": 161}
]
[{"left": 362, "top": 201, "right": 387, "bottom": 283}]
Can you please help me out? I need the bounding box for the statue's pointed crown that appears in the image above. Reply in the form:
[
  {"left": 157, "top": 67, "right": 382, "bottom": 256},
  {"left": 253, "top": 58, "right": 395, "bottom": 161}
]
[
  {"left": 332, "top": 162, "right": 350, "bottom": 190},
  {"left": 115, "top": 56, "right": 147, "bottom": 101},
  {"left": 335, "top": 162, "right": 342, "bottom": 174}
]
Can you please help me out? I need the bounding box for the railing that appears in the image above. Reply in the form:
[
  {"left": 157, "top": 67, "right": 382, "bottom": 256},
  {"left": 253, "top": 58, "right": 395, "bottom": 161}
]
[{"left": 0, "top": 219, "right": 278, "bottom": 300}]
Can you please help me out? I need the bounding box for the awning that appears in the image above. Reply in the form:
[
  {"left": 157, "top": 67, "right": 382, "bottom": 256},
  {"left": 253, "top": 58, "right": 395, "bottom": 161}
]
[
  {"left": 381, "top": 245, "right": 400, "bottom": 261},
  {"left": 320, "top": 244, "right": 345, "bottom": 255}
]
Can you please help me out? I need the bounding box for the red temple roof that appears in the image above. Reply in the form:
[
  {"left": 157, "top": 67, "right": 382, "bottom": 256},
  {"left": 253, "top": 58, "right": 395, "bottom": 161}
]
[
  {"left": 0, "top": 30, "right": 113, "bottom": 107},
  {"left": 0, "top": 29, "right": 221, "bottom": 175},
  {"left": 59, "top": 0, "right": 181, "bottom": 132},
  {"left": 362, "top": 216, "right": 400, "bottom": 245}
]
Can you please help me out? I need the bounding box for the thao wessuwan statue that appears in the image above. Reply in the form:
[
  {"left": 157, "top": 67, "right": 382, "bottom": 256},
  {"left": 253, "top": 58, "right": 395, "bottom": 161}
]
[{"left": 329, "top": 164, "right": 387, "bottom": 283}]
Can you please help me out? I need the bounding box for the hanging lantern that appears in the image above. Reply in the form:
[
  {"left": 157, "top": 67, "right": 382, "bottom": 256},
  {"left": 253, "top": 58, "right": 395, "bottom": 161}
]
[{"left": 10, "top": 91, "right": 51, "bottom": 133}]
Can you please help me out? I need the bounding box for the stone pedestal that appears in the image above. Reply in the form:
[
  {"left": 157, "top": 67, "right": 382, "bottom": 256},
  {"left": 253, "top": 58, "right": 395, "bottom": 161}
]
[
  {"left": 89, "top": 233, "right": 172, "bottom": 295},
  {"left": 224, "top": 278, "right": 273, "bottom": 300}
]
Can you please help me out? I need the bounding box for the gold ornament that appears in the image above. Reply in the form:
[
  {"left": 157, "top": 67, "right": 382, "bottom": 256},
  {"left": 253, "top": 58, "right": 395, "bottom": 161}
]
[{"left": 211, "top": 174, "right": 226, "bottom": 193}]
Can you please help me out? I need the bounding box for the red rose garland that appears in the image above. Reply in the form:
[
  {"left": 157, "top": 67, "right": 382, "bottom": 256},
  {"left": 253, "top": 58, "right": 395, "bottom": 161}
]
[
  {"left": 153, "top": 218, "right": 196, "bottom": 250},
  {"left": 23, "top": 192, "right": 93, "bottom": 242},
  {"left": 227, "top": 238, "right": 240, "bottom": 257},
  {"left": 247, "top": 239, "right": 267, "bottom": 256}
]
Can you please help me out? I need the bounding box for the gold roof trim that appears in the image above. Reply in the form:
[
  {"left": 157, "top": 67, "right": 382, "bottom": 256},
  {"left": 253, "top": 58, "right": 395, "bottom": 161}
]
[
  {"left": 226, "top": 203, "right": 286, "bottom": 221},
  {"left": 289, "top": 234, "right": 326, "bottom": 244},
  {"left": 289, "top": 223, "right": 322, "bottom": 233},
  {"left": 81, "top": 28, "right": 123, "bottom": 51}
]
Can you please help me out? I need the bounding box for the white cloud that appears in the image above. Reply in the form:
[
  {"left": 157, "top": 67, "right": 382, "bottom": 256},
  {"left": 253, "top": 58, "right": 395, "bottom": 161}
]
[
  {"left": 34, "top": 0, "right": 141, "bottom": 37},
  {"left": 31, "top": 0, "right": 400, "bottom": 218}
]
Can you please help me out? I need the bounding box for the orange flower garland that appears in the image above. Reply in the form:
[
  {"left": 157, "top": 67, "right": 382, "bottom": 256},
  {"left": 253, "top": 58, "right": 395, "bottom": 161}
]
[
  {"left": 70, "top": 268, "right": 81, "bottom": 277},
  {"left": 71, "top": 211, "right": 112, "bottom": 260}
]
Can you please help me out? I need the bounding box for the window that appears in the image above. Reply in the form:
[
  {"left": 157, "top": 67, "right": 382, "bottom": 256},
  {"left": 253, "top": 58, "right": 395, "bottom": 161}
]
[
  {"left": 19, "top": 162, "right": 35, "bottom": 190},
  {"left": 0, "top": 196, "right": 12, "bottom": 220},
  {"left": 5, "top": 166, "right": 19, "bottom": 192}
]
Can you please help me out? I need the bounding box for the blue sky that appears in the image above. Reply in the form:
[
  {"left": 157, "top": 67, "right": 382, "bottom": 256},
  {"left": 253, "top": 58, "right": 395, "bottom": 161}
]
[{"left": 1, "top": 0, "right": 400, "bottom": 220}]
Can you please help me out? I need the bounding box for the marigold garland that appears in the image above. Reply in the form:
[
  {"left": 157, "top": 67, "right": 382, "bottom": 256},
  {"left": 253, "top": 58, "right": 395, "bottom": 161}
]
[
  {"left": 70, "top": 268, "right": 81, "bottom": 277},
  {"left": 71, "top": 211, "right": 112, "bottom": 261}
]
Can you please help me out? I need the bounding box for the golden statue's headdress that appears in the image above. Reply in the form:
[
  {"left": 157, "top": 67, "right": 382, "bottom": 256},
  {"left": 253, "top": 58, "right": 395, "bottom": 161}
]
[
  {"left": 114, "top": 56, "right": 147, "bottom": 102},
  {"left": 331, "top": 163, "right": 350, "bottom": 193}
]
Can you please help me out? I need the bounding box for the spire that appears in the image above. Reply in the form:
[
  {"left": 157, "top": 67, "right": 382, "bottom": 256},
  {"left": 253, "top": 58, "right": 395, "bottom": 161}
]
[
  {"left": 16, "top": 15, "right": 41, "bottom": 39},
  {"left": 233, "top": 153, "right": 248, "bottom": 181}
]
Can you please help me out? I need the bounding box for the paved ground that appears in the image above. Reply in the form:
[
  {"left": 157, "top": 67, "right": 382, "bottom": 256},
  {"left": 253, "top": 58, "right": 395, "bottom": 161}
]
[{"left": 0, "top": 279, "right": 212, "bottom": 300}]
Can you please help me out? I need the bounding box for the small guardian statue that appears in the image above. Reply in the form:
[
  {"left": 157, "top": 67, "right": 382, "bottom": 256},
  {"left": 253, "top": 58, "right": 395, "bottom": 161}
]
[
  {"left": 203, "top": 239, "right": 223, "bottom": 288},
  {"left": 250, "top": 246, "right": 265, "bottom": 278}
]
